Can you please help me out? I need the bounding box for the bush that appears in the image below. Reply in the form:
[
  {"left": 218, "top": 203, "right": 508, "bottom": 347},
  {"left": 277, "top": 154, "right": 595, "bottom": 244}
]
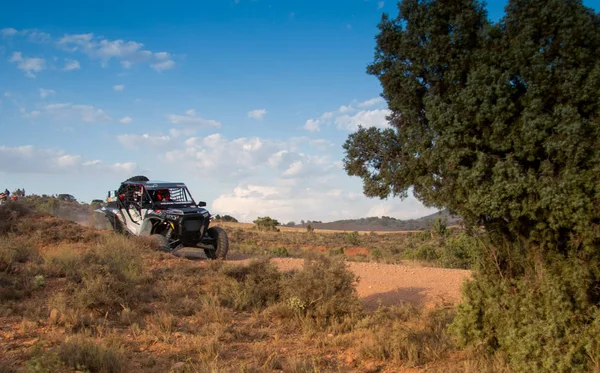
[
  {"left": 216, "top": 258, "right": 284, "bottom": 311},
  {"left": 438, "top": 232, "right": 480, "bottom": 269},
  {"left": 253, "top": 216, "right": 281, "bottom": 232},
  {"left": 359, "top": 306, "right": 454, "bottom": 367},
  {"left": 281, "top": 253, "right": 363, "bottom": 326},
  {"left": 344, "top": 231, "right": 360, "bottom": 246},
  {"left": 0, "top": 235, "right": 39, "bottom": 272},
  {"left": 0, "top": 202, "right": 33, "bottom": 236},
  {"left": 47, "top": 235, "right": 149, "bottom": 320},
  {"left": 451, "top": 244, "right": 600, "bottom": 372},
  {"left": 271, "top": 247, "right": 290, "bottom": 257}
]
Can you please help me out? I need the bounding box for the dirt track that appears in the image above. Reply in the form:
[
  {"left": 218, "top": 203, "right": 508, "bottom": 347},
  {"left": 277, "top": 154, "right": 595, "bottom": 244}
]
[
  {"left": 180, "top": 250, "right": 472, "bottom": 310},
  {"left": 267, "top": 258, "right": 472, "bottom": 310}
]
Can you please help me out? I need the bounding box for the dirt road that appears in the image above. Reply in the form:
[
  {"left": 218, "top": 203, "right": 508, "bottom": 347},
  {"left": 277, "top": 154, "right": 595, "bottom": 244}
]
[
  {"left": 179, "top": 250, "right": 473, "bottom": 310},
  {"left": 268, "top": 258, "right": 472, "bottom": 310}
]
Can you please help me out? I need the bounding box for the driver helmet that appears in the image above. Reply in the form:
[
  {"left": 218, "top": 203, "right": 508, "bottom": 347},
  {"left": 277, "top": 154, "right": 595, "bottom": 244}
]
[{"left": 156, "top": 189, "right": 171, "bottom": 201}]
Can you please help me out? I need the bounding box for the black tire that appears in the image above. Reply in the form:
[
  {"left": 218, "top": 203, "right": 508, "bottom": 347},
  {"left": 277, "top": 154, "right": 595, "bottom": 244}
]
[
  {"left": 205, "top": 226, "right": 228, "bottom": 260},
  {"left": 150, "top": 234, "right": 170, "bottom": 252},
  {"left": 126, "top": 175, "right": 150, "bottom": 182}
]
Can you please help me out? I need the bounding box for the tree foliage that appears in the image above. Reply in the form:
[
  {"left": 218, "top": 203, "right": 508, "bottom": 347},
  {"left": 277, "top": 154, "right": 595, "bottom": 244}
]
[{"left": 344, "top": 0, "right": 600, "bottom": 370}]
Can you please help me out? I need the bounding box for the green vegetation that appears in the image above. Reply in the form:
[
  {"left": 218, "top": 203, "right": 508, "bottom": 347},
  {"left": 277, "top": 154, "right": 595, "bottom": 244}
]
[
  {"left": 213, "top": 214, "right": 239, "bottom": 223},
  {"left": 222, "top": 219, "right": 480, "bottom": 269},
  {"left": 253, "top": 216, "right": 281, "bottom": 232},
  {"left": 343, "top": 0, "right": 600, "bottom": 371}
]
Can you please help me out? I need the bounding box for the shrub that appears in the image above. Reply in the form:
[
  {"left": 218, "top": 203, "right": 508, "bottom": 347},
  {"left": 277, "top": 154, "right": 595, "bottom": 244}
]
[
  {"left": 253, "top": 216, "right": 280, "bottom": 232},
  {"left": 359, "top": 306, "right": 454, "bottom": 367},
  {"left": 271, "top": 247, "right": 290, "bottom": 257},
  {"left": 58, "top": 335, "right": 125, "bottom": 373},
  {"left": 438, "top": 232, "right": 480, "bottom": 269},
  {"left": 0, "top": 202, "right": 33, "bottom": 236},
  {"left": 47, "top": 235, "right": 149, "bottom": 320},
  {"left": 25, "top": 335, "right": 125, "bottom": 373},
  {"left": 451, "top": 243, "right": 600, "bottom": 372},
  {"left": 0, "top": 235, "right": 39, "bottom": 272},
  {"left": 344, "top": 231, "right": 360, "bottom": 246},
  {"left": 216, "top": 258, "right": 284, "bottom": 311},
  {"left": 430, "top": 217, "right": 448, "bottom": 239},
  {"left": 281, "top": 253, "right": 363, "bottom": 326}
]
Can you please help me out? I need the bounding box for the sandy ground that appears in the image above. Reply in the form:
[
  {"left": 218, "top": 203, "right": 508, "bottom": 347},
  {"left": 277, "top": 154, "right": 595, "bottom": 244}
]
[{"left": 176, "top": 250, "right": 472, "bottom": 310}]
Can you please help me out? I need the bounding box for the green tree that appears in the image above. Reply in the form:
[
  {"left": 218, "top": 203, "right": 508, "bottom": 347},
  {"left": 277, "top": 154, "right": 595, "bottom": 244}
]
[{"left": 343, "top": 0, "right": 600, "bottom": 370}]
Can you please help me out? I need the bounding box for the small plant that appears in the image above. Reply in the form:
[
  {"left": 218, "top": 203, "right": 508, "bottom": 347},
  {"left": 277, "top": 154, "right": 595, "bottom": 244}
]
[
  {"left": 33, "top": 274, "right": 45, "bottom": 289},
  {"left": 371, "top": 249, "right": 383, "bottom": 262},
  {"left": 58, "top": 335, "right": 125, "bottom": 373},
  {"left": 344, "top": 231, "right": 360, "bottom": 246},
  {"left": 26, "top": 335, "right": 125, "bottom": 373},
  {"left": 271, "top": 247, "right": 290, "bottom": 257}
]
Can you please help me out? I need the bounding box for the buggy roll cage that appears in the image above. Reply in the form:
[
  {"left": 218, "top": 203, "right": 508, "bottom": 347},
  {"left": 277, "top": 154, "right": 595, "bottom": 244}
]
[{"left": 113, "top": 181, "right": 204, "bottom": 224}]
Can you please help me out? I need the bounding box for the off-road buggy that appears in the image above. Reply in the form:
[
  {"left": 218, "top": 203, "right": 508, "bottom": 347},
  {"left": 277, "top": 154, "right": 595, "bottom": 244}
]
[{"left": 94, "top": 175, "right": 228, "bottom": 259}]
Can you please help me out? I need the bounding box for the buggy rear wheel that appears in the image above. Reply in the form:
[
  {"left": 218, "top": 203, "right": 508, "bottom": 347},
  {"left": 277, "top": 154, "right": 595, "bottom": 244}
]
[{"left": 205, "top": 226, "right": 228, "bottom": 260}]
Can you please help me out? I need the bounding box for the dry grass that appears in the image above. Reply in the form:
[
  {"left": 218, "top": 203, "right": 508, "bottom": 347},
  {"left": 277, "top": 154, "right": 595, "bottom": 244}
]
[
  {"left": 0, "top": 202, "right": 509, "bottom": 373},
  {"left": 215, "top": 221, "right": 478, "bottom": 270},
  {"left": 217, "top": 221, "right": 425, "bottom": 235}
]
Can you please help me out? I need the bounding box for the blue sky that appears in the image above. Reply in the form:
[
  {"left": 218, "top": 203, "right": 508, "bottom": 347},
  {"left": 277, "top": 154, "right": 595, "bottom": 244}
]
[{"left": 1, "top": 0, "right": 598, "bottom": 223}]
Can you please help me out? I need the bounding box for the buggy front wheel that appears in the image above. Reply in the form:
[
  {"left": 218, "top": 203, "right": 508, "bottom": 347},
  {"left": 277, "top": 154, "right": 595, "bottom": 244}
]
[{"left": 204, "top": 226, "right": 229, "bottom": 260}]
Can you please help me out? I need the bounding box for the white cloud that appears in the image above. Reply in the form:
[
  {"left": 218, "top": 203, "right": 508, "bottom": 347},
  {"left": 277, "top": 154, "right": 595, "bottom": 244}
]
[
  {"left": 62, "top": 59, "right": 80, "bottom": 71},
  {"left": 168, "top": 127, "right": 197, "bottom": 138},
  {"left": 0, "top": 145, "right": 138, "bottom": 175},
  {"left": 304, "top": 119, "right": 320, "bottom": 132},
  {"left": 1, "top": 28, "right": 18, "bottom": 37},
  {"left": 212, "top": 180, "right": 436, "bottom": 223},
  {"left": 9, "top": 52, "right": 46, "bottom": 78},
  {"left": 123, "top": 132, "right": 333, "bottom": 183},
  {"left": 378, "top": 1, "right": 384, "bottom": 9},
  {"left": 358, "top": 97, "right": 384, "bottom": 107},
  {"left": 119, "top": 116, "right": 132, "bottom": 124},
  {"left": 56, "top": 32, "right": 176, "bottom": 71},
  {"left": 166, "top": 109, "right": 221, "bottom": 128},
  {"left": 27, "top": 30, "right": 51, "bottom": 43},
  {"left": 334, "top": 108, "right": 391, "bottom": 131},
  {"left": 309, "top": 138, "right": 335, "bottom": 151},
  {"left": 117, "top": 133, "right": 174, "bottom": 150},
  {"left": 113, "top": 84, "right": 125, "bottom": 91},
  {"left": 22, "top": 110, "right": 41, "bottom": 119},
  {"left": 248, "top": 109, "right": 267, "bottom": 119},
  {"left": 304, "top": 97, "right": 390, "bottom": 132},
  {"left": 39, "top": 88, "right": 55, "bottom": 98},
  {"left": 44, "top": 103, "right": 112, "bottom": 123},
  {"left": 151, "top": 59, "right": 175, "bottom": 72}
]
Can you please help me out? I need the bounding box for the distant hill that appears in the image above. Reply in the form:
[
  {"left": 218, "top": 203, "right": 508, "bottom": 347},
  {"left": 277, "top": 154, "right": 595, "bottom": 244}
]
[{"left": 295, "top": 209, "right": 462, "bottom": 232}]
